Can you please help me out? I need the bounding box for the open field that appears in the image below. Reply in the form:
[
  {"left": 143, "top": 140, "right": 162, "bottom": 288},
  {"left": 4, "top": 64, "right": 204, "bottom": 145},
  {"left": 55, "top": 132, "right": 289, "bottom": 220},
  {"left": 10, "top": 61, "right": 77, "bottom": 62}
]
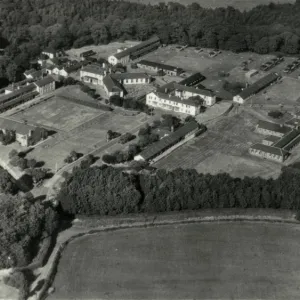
[
  {"left": 49, "top": 221, "right": 300, "bottom": 300},
  {"left": 124, "top": 0, "right": 294, "bottom": 11},
  {"left": 11, "top": 94, "right": 149, "bottom": 171},
  {"left": 154, "top": 109, "right": 281, "bottom": 179},
  {"left": 12, "top": 96, "right": 103, "bottom": 132}
]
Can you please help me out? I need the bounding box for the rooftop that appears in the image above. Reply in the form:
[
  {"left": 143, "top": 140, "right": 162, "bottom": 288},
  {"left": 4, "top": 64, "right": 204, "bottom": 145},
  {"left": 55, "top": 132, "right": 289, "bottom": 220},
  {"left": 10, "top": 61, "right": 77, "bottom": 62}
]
[
  {"left": 42, "top": 48, "right": 56, "bottom": 55},
  {"left": 103, "top": 75, "right": 124, "bottom": 92},
  {"left": 81, "top": 64, "right": 105, "bottom": 76},
  {"left": 137, "top": 60, "right": 183, "bottom": 72},
  {"left": 0, "top": 84, "right": 36, "bottom": 103},
  {"left": 263, "top": 135, "right": 281, "bottom": 143},
  {"left": 178, "top": 72, "right": 206, "bottom": 86},
  {"left": 137, "top": 121, "right": 199, "bottom": 161},
  {"left": 0, "top": 117, "right": 37, "bottom": 135},
  {"left": 250, "top": 143, "right": 288, "bottom": 157},
  {"left": 273, "top": 129, "right": 300, "bottom": 149},
  {"left": 239, "top": 72, "right": 279, "bottom": 100},
  {"left": 154, "top": 91, "right": 200, "bottom": 107},
  {"left": 174, "top": 83, "right": 215, "bottom": 97},
  {"left": 34, "top": 76, "right": 55, "bottom": 88},
  {"left": 257, "top": 120, "right": 291, "bottom": 135},
  {"left": 112, "top": 72, "right": 149, "bottom": 80},
  {"left": 112, "top": 36, "right": 160, "bottom": 60}
]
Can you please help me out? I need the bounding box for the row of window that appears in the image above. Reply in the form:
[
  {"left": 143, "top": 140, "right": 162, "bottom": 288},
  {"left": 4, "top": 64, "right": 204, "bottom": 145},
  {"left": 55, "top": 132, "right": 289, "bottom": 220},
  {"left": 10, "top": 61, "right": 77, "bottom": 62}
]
[
  {"left": 148, "top": 95, "right": 192, "bottom": 108},
  {"left": 124, "top": 78, "right": 146, "bottom": 83}
]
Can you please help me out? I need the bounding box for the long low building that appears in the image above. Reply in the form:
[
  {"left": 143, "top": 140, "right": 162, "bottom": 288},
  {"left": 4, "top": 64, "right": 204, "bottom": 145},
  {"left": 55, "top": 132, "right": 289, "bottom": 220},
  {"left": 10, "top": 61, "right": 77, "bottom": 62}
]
[
  {"left": 249, "top": 143, "right": 289, "bottom": 163},
  {"left": 134, "top": 121, "right": 200, "bottom": 162},
  {"left": 178, "top": 72, "right": 205, "bottom": 87},
  {"left": 137, "top": 60, "right": 183, "bottom": 76},
  {"left": 256, "top": 120, "right": 291, "bottom": 137},
  {"left": 233, "top": 72, "right": 279, "bottom": 104},
  {"left": 108, "top": 36, "right": 160, "bottom": 66},
  {"left": 111, "top": 73, "right": 150, "bottom": 85}
]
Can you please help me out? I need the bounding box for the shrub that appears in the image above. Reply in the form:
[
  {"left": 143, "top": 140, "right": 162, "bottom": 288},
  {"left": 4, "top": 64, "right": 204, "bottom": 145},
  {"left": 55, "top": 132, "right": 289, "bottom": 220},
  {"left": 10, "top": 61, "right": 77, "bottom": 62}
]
[
  {"left": 268, "top": 110, "right": 283, "bottom": 119},
  {"left": 119, "top": 133, "right": 136, "bottom": 144},
  {"left": 9, "top": 149, "right": 18, "bottom": 159},
  {"left": 102, "top": 154, "right": 117, "bottom": 164}
]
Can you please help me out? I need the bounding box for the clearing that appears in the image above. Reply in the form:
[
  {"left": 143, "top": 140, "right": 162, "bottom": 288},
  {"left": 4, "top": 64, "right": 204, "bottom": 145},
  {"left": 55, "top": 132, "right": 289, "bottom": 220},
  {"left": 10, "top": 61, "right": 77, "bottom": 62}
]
[
  {"left": 49, "top": 221, "right": 300, "bottom": 300},
  {"left": 153, "top": 108, "right": 281, "bottom": 179}
]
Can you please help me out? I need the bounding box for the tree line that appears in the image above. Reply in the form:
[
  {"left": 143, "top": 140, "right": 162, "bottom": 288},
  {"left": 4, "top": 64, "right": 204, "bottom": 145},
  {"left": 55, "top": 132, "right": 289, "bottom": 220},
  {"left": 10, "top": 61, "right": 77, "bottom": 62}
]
[
  {"left": 2, "top": 0, "right": 300, "bottom": 85},
  {"left": 57, "top": 164, "right": 300, "bottom": 216}
]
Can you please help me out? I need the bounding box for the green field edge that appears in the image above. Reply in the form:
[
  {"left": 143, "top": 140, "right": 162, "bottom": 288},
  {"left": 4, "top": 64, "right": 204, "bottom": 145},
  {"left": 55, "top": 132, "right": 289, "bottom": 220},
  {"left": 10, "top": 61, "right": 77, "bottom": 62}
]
[{"left": 37, "top": 209, "right": 299, "bottom": 300}]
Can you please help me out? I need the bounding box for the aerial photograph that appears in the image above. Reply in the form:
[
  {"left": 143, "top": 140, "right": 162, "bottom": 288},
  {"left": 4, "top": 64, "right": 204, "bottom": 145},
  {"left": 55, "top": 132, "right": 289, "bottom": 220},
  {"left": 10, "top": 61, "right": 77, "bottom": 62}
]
[{"left": 1, "top": 0, "right": 300, "bottom": 299}]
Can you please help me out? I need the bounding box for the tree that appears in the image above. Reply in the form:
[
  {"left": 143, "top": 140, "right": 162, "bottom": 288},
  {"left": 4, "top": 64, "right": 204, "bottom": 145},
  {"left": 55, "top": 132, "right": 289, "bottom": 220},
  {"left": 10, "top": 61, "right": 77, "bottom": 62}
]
[
  {"left": 9, "top": 149, "right": 18, "bottom": 159},
  {"left": 17, "top": 158, "right": 28, "bottom": 170},
  {"left": 0, "top": 169, "right": 17, "bottom": 194},
  {"left": 268, "top": 110, "right": 283, "bottom": 119},
  {"left": 27, "top": 159, "right": 37, "bottom": 169},
  {"left": 6, "top": 63, "right": 18, "bottom": 82}
]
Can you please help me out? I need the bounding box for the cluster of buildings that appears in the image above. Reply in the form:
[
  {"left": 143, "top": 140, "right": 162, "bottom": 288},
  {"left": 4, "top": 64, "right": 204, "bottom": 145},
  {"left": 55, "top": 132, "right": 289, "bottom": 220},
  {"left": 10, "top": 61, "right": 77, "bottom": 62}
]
[
  {"left": 249, "top": 117, "right": 300, "bottom": 162},
  {"left": 146, "top": 73, "right": 216, "bottom": 116}
]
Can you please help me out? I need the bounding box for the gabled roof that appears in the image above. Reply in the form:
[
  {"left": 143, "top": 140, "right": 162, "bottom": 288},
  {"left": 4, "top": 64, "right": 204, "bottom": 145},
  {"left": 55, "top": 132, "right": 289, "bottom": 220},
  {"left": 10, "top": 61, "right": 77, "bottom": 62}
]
[
  {"left": 156, "top": 81, "right": 177, "bottom": 93},
  {"left": 178, "top": 72, "right": 205, "bottom": 86},
  {"left": 80, "top": 50, "right": 96, "bottom": 57},
  {"left": 239, "top": 72, "right": 279, "bottom": 100},
  {"left": 257, "top": 120, "right": 291, "bottom": 135},
  {"left": 137, "top": 60, "right": 183, "bottom": 73},
  {"left": 103, "top": 75, "right": 123, "bottom": 92},
  {"left": 154, "top": 92, "right": 199, "bottom": 107},
  {"left": 250, "top": 143, "right": 288, "bottom": 157},
  {"left": 112, "top": 36, "right": 160, "bottom": 60},
  {"left": 0, "top": 84, "right": 36, "bottom": 104},
  {"left": 111, "top": 72, "right": 149, "bottom": 80},
  {"left": 174, "top": 83, "right": 215, "bottom": 97},
  {"left": 0, "top": 117, "right": 37, "bottom": 135},
  {"left": 34, "top": 76, "right": 55, "bottom": 88},
  {"left": 42, "top": 48, "right": 56, "bottom": 55},
  {"left": 137, "top": 121, "right": 199, "bottom": 161},
  {"left": 81, "top": 64, "right": 105, "bottom": 76},
  {"left": 263, "top": 135, "right": 281, "bottom": 143},
  {"left": 273, "top": 129, "right": 300, "bottom": 149}
]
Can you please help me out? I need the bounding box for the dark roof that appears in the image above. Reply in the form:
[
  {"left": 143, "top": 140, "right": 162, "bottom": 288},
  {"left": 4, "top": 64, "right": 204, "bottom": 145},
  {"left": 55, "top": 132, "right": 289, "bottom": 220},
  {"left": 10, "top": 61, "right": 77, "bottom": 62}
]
[
  {"left": 0, "top": 117, "right": 36, "bottom": 135},
  {"left": 64, "top": 64, "right": 81, "bottom": 73},
  {"left": 103, "top": 75, "right": 123, "bottom": 92},
  {"left": 137, "top": 121, "right": 199, "bottom": 161},
  {"left": 239, "top": 73, "right": 279, "bottom": 100},
  {"left": 29, "top": 70, "right": 43, "bottom": 79},
  {"left": 178, "top": 72, "right": 205, "bottom": 86},
  {"left": 285, "top": 118, "right": 300, "bottom": 128},
  {"left": 156, "top": 81, "right": 177, "bottom": 93},
  {"left": 80, "top": 50, "right": 96, "bottom": 57},
  {"left": 81, "top": 64, "right": 105, "bottom": 76},
  {"left": 174, "top": 83, "right": 215, "bottom": 97},
  {"left": 250, "top": 143, "right": 288, "bottom": 157},
  {"left": 273, "top": 129, "right": 300, "bottom": 149},
  {"left": 112, "top": 73, "right": 149, "bottom": 80},
  {"left": 112, "top": 36, "right": 160, "bottom": 60},
  {"left": 0, "top": 84, "right": 36, "bottom": 103},
  {"left": 24, "top": 69, "right": 36, "bottom": 75},
  {"left": 137, "top": 60, "right": 183, "bottom": 72},
  {"left": 34, "top": 76, "right": 55, "bottom": 88},
  {"left": 257, "top": 120, "right": 291, "bottom": 135},
  {"left": 263, "top": 135, "right": 281, "bottom": 143}
]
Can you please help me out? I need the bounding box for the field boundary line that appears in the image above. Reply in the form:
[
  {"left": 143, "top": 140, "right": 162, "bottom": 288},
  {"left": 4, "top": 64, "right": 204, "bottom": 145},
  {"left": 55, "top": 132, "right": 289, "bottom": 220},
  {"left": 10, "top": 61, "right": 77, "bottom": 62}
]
[{"left": 32, "top": 211, "right": 298, "bottom": 300}]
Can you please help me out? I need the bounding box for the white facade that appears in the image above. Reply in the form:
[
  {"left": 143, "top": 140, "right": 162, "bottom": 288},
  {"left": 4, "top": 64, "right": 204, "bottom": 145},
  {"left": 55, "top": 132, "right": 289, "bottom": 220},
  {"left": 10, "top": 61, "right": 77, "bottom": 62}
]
[
  {"left": 175, "top": 90, "right": 216, "bottom": 106},
  {"left": 146, "top": 92, "right": 200, "bottom": 116},
  {"left": 108, "top": 55, "right": 130, "bottom": 66},
  {"left": 121, "top": 77, "right": 150, "bottom": 85},
  {"left": 42, "top": 51, "right": 55, "bottom": 59},
  {"left": 80, "top": 70, "right": 104, "bottom": 85},
  {"left": 103, "top": 85, "right": 124, "bottom": 98},
  {"left": 233, "top": 95, "right": 245, "bottom": 104}
]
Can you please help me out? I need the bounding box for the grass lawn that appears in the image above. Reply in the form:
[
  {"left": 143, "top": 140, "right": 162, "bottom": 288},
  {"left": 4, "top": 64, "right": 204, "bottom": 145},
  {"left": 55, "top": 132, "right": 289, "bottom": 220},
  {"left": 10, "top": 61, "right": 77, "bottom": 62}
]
[
  {"left": 153, "top": 109, "right": 281, "bottom": 179},
  {"left": 49, "top": 222, "right": 300, "bottom": 300},
  {"left": 12, "top": 96, "right": 103, "bottom": 132}
]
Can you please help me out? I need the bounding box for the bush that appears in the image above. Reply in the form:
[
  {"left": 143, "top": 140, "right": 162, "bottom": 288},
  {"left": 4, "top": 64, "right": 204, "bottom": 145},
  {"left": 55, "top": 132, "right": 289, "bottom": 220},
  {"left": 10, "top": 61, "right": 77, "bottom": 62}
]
[
  {"left": 119, "top": 133, "right": 136, "bottom": 144},
  {"left": 268, "top": 110, "right": 283, "bottom": 119},
  {"left": 9, "top": 149, "right": 18, "bottom": 159},
  {"left": 102, "top": 154, "right": 117, "bottom": 164},
  {"left": 223, "top": 81, "right": 245, "bottom": 96},
  {"left": 0, "top": 129, "right": 16, "bottom": 145}
]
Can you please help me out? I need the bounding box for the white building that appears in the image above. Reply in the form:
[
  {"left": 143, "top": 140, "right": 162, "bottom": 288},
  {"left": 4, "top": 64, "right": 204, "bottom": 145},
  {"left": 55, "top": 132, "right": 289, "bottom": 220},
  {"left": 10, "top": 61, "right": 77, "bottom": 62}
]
[
  {"left": 103, "top": 75, "right": 124, "bottom": 98},
  {"left": 173, "top": 84, "right": 216, "bottom": 107},
  {"left": 245, "top": 69, "right": 258, "bottom": 79},
  {"left": 34, "top": 76, "right": 56, "bottom": 95},
  {"left": 146, "top": 91, "right": 200, "bottom": 116},
  {"left": 80, "top": 64, "right": 107, "bottom": 85},
  {"left": 108, "top": 36, "right": 160, "bottom": 66},
  {"left": 112, "top": 73, "right": 150, "bottom": 85},
  {"left": 42, "top": 49, "right": 56, "bottom": 59}
]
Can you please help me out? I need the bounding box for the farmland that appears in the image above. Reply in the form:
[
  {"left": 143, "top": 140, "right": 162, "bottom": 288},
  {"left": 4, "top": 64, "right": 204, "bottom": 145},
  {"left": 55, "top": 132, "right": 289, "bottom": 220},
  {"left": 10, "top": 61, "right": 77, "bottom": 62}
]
[
  {"left": 49, "top": 221, "right": 300, "bottom": 300},
  {"left": 154, "top": 109, "right": 281, "bottom": 179},
  {"left": 124, "top": 0, "right": 294, "bottom": 11}
]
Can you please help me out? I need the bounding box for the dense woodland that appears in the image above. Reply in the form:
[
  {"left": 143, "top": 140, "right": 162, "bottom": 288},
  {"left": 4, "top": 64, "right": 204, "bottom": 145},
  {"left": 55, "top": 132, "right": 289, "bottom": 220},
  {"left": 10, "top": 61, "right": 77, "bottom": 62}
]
[
  {"left": 0, "top": 195, "right": 59, "bottom": 269},
  {"left": 58, "top": 164, "right": 300, "bottom": 216},
  {"left": 2, "top": 0, "right": 300, "bottom": 84}
]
